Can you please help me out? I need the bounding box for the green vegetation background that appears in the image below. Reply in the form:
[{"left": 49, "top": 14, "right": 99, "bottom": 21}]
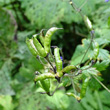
[{"left": 0, "top": 0, "right": 110, "bottom": 110}]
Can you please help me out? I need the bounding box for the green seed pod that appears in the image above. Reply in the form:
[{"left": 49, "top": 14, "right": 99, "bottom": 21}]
[
  {"left": 44, "top": 27, "right": 62, "bottom": 53},
  {"left": 84, "top": 15, "right": 93, "bottom": 31},
  {"left": 39, "top": 79, "right": 50, "bottom": 93},
  {"left": 34, "top": 73, "right": 55, "bottom": 82},
  {"left": 80, "top": 77, "right": 90, "bottom": 99},
  {"left": 93, "top": 41, "right": 99, "bottom": 60},
  {"left": 33, "top": 35, "right": 47, "bottom": 57},
  {"left": 54, "top": 48, "right": 62, "bottom": 71},
  {"left": 26, "top": 38, "right": 39, "bottom": 56},
  {"left": 39, "top": 29, "right": 45, "bottom": 46},
  {"left": 54, "top": 47, "right": 63, "bottom": 77},
  {"left": 61, "top": 65, "right": 77, "bottom": 73},
  {"left": 66, "top": 93, "right": 81, "bottom": 101}
]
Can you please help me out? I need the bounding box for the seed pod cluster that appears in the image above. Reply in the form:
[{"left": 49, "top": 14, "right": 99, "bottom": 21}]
[
  {"left": 26, "top": 27, "right": 100, "bottom": 101},
  {"left": 26, "top": 27, "right": 63, "bottom": 94},
  {"left": 26, "top": 27, "right": 62, "bottom": 58}
]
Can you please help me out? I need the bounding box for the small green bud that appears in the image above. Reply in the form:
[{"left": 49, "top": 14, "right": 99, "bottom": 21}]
[{"left": 84, "top": 15, "right": 93, "bottom": 31}]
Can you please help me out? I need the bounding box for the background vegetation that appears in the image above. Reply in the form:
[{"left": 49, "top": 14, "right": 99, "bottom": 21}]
[{"left": 0, "top": 0, "right": 110, "bottom": 110}]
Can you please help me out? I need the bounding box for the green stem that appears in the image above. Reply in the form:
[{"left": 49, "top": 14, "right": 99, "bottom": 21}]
[
  {"left": 70, "top": 77, "right": 77, "bottom": 95},
  {"left": 50, "top": 82, "right": 59, "bottom": 96},
  {"left": 79, "top": 0, "right": 88, "bottom": 11},
  {"left": 79, "top": 31, "right": 94, "bottom": 65},
  {"left": 45, "top": 55, "right": 56, "bottom": 73},
  {"left": 101, "top": 43, "right": 108, "bottom": 49},
  {"left": 93, "top": 75, "right": 110, "bottom": 93},
  {"left": 69, "top": 0, "right": 95, "bottom": 65}
]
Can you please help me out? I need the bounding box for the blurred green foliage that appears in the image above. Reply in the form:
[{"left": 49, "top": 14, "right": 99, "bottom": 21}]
[{"left": 0, "top": 0, "right": 110, "bottom": 110}]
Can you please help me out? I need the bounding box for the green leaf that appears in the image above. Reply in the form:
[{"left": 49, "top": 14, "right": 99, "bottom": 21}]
[
  {"left": 93, "top": 60, "right": 110, "bottom": 71},
  {"left": 0, "top": 8, "right": 16, "bottom": 41},
  {"left": 98, "top": 49, "right": 110, "bottom": 60},
  {"left": 20, "top": 0, "right": 97, "bottom": 29},
  {"left": 17, "top": 83, "right": 49, "bottom": 110},
  {"left": 86, "top": 90, "right": 98, "bottom": 109},
  {"left": 108, "top": 16, "right": 110, "bottom": 27},
  {"left": 81, "top": 98, "right": 94, "bottom": 110},
  {"left": 89, "top": 77, "right": 102, "bottom": 90},
  {"left": 71, "top": 38, "right": 110, "bottom": 65},
  {"left": 99, "top": 29, "right": 110, "bottom": 41},
  {"left": 47, "top": 91, "right": 70, "bottom": 110},
  {"left": 0, "top": 0, "right": 12, "bottom": 6},
  {"left": 94, "top": 91, "right": 103, "bottom": 110},
  {"left": 82, "top": 66, "right": 100, "bottom": 76},
  {"left": 14, "top": 31, "right": 35, "bottom": 60},
  {"left": 95, "top": 38, "right": 110, "bottom": 46},
  {"left": 19, "top": 56, "right": 43, "bottom": 82},
  {"left": 0, "top": 59, "right": 15, "bottom": 95},
  {"left": 99, "top": 90, "right": 110, "bottom": 105},
  {"left": 71, "top": 39, "right": 91, "bottom": 65},
  {"left": 0, "top": 95, "right": 14, "bottom": 110},
  {"left": 81, "top": 89, "right": 110, "bottom": 110},
  {"left": 62, "top": 77, "right": 71, "bottom": 87}
]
